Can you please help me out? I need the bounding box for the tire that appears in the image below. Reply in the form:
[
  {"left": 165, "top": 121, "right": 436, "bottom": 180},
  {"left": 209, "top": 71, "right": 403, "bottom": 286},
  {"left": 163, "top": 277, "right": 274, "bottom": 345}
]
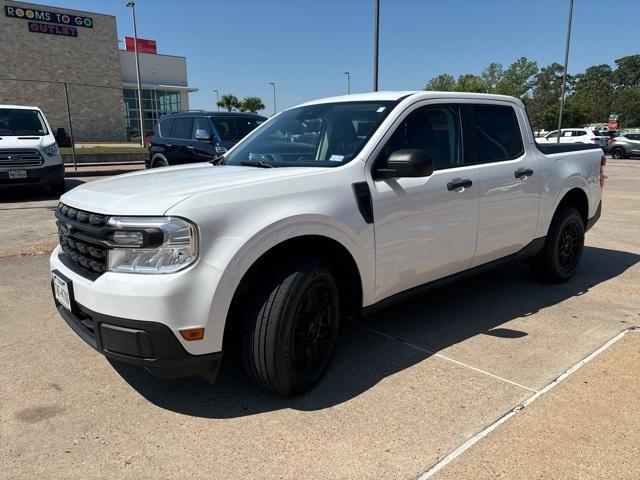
[
  {"left": 611, "top": 147, "right": 626, "bottom": 160},
  {"left": 530, "top": 206, "right": 585, "bottom": 283},
  {"left": 151, "top": 155, "right": 169, "bottom": 168},
  {"left": 243, "top": 260, "right": 341, "bottom": 396}
]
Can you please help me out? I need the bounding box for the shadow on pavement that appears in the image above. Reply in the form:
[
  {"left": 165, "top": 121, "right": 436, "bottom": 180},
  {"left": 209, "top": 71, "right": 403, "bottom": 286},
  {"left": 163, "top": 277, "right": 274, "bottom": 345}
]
[
  {"left": 0, "top": 179, "right": 85, "bottom": 203},
  {"left": 110, "top": 245, "right": 640, "bottom": 418}
]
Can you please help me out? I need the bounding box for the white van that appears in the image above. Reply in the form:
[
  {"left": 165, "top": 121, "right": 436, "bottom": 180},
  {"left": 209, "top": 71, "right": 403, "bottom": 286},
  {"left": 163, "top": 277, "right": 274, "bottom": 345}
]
[{"left": 0, "top": 105, "right": 64, "bottom": 194}]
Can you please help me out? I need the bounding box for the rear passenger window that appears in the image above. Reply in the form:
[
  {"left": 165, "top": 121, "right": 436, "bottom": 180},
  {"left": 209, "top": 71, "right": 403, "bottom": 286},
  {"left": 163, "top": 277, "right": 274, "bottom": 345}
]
[
  {"left": 473, "top": 105, "right": 523, "bottom": 162},
  {"left": 380, "top": 105, "right": 463, "bottom": 170},
  {"left": 159, "top": 118, "right": 174, "bottom": 138},
  {"left": 173, "top": 118, "right": 194, "bottom": 139},
  {"left": 573, "top": 130, "right": 587, "bottom": 136}
]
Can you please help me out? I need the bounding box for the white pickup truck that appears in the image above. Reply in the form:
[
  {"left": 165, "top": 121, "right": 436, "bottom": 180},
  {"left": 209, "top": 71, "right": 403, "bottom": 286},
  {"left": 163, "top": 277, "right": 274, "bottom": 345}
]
[
  {"left": 0, "top": 105, "right": 65, "bottom": 193},
  {"left": 50, "top": 92, "right": 604, "bottom": 395}
]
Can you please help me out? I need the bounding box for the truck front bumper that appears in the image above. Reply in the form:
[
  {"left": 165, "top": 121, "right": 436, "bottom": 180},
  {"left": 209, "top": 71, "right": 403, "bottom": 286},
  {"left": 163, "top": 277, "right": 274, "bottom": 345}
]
[
  {"left": 0, "top": 163, "right": 64, "bottom": 187},
  {"left": 53, "top": 291, "right": 223, "bottom": 379}
]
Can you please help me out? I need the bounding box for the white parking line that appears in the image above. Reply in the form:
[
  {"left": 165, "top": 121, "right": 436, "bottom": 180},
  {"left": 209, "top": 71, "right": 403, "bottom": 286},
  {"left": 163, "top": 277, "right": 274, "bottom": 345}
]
[
  {"left": 415, "top": 327, "right": 638, "bottom": 479},
  {"left": 354, "top": 323, "right": 537, "bottom": 392}
]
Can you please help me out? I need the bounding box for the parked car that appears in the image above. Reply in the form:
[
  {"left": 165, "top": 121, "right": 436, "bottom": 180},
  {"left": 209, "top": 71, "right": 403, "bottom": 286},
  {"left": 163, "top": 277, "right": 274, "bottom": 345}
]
[
  {"left": 147, "top": 111, "right": 267, "bottom": 168},
  {"left": 537, "top": 128, "right": 608, "bottom": 148},
  {"left": 55, "top": 127, "right": 73, "bottom": 148},
  {"left": 606, "top": 132, "right": 640, "bottom": 158},
  {"left": 51, "top": 92, "right": 604, "bottom": 396},
  {"left": 0, "top": 105, "right": 64, "bottom": 194}
]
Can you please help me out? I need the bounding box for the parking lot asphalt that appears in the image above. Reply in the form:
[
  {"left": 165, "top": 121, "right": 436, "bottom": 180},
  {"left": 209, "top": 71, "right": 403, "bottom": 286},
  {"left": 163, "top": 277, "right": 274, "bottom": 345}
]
[{"left": 0, "top": 160, "right": 639, "bottom": 479}]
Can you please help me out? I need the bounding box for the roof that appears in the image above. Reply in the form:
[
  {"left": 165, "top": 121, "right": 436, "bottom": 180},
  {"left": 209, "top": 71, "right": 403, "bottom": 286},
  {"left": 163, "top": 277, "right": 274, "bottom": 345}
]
[
  {"left": 298, "top": 91, "right": 522, "bottom": 107},
  {"left": 164, "top": 111, "right": 267, "bottom": 118}
]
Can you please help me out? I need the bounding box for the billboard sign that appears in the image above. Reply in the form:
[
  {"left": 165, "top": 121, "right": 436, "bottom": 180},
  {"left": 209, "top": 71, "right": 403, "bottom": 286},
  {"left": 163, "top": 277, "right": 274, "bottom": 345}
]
[{"left": 125, "top": 37, "right": 157, "bottom": 54}]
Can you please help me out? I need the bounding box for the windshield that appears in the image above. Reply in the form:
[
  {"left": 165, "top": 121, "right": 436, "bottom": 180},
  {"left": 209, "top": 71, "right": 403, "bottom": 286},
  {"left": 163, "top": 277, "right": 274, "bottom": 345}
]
[
  {"left": 223, "top": 101, "right": 397, "bottom": 167},
  {"left": 0, "top": 109, "right": 48, "bottom": 136}
]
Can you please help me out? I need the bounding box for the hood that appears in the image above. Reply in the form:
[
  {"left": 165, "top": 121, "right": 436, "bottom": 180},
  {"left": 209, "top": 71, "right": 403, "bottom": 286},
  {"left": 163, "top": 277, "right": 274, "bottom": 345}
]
[
  {"left": 0, "top": 135, "right": 54, "bottom": 149},
  {"left": 61, "top": 163, "right": 320, "bottom": 215}
]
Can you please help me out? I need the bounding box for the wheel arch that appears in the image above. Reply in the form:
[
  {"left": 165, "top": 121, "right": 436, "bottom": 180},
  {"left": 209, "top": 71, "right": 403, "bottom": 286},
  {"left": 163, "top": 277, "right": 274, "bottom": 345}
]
[
  {"left": 221, "top": 234, "right": 365, "bottom": 351},
  {"left": 554, "top": 187, "right": 589, "bottom": 227}
]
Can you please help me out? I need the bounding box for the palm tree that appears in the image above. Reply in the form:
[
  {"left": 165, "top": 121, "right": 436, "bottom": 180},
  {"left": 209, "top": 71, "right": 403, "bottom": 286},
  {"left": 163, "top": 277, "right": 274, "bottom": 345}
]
[
  {"left": 217, "top": 94, "right": 240, "bottom": 112},
  {"left": 239, "top": 96, "right": 266, "bottom": 113}
]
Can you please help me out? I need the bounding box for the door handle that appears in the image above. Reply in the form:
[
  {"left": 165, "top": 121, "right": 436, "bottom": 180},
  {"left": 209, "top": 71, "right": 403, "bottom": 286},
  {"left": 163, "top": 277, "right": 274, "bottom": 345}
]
[
  {"left": 514, "top": 168, "right": 534, "bottom": 179},
  {"left": 447, "top": 178, "right": 473, "bottom": 191}
]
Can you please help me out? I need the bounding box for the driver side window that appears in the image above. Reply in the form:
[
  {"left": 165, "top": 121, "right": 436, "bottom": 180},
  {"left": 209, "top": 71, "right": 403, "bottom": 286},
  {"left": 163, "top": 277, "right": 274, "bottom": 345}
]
[{"left": 378, "top": 104, "right": 462, "bottom": 171}]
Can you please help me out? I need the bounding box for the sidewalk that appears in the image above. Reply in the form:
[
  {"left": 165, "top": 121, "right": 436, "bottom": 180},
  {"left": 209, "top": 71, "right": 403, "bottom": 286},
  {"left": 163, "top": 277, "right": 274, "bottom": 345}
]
[{"left": 434, "top": 329, "right": 640, "bottom": 479}]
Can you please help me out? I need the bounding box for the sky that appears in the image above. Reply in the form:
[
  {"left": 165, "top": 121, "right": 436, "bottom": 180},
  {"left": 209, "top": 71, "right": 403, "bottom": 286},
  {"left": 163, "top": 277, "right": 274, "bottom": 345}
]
[{"left": 34, "top": 0, "right": 640, "bottom": 113}]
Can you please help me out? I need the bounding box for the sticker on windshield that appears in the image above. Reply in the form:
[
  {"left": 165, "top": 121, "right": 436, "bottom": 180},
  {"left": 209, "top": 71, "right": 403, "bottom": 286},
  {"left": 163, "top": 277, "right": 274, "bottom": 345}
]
[
  {"left": 376, "top": 107, "right": 386, "bottom": 113},
  {"left": 329, "top": 155, "right": 344, "bottom": 162}
]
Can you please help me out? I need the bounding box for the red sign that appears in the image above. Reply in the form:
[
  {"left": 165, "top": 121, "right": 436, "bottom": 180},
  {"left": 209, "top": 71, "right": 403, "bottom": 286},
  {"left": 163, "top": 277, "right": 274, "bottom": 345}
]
[
  {"left": 124, "top": 36, "right": 157, "bottom": 54},
  {"left": 608, "top": 120, "right": 618, "bottom": 130}
]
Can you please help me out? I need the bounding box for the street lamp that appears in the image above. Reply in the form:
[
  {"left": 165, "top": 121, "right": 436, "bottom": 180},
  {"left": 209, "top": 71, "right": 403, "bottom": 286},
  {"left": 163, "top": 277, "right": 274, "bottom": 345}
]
[
  {"left": 126, "top": 1, "right": 145, "bottom": 146},
  {"left": 213, "top": 89, "right": 219, "bottom": 110},
  {"left": 557, "top": 0, "right": 574, "bottom": 144},
  {"left": 373, "top": 0, "right": 380, "bottom": 91},
  {"left": 269, "top": 81, "right": 277, "bottom": 116},
  {"left": 344, "top": 71, "right": 351, "bottom": 94}
]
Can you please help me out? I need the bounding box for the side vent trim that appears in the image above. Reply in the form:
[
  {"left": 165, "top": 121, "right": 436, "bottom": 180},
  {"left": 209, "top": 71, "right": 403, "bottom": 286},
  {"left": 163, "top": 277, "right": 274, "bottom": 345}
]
[{"left": 352, "top": 182, "right": 374, "bottom": 224}]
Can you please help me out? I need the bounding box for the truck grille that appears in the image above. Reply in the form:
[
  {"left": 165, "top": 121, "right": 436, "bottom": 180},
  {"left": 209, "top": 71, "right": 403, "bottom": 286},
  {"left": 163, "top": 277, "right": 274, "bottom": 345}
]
[
  {"left": 56, "top": 203, "right": 109, "bottom": 278},
  {"left": 0, "top": 149, "right": 44, "bottom": 167}
]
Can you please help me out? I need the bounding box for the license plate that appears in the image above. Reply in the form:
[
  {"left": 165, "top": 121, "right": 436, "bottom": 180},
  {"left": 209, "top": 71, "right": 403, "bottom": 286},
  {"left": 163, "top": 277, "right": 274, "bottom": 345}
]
[
  {"left": 52, "top": 272, "right": 72, "bottom": 311},
  {"left": 9, "top": 170, "right": 27, "bottom": 179}
]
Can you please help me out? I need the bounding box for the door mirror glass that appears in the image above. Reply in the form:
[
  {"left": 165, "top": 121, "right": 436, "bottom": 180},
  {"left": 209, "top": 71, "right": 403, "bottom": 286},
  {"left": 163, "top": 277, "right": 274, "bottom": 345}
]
[
  {"left": 195, "top": 128, "right": 211, "bottom": 141},
  {"left": 377, "top": 149, "right": 434, "bottom": 178}
]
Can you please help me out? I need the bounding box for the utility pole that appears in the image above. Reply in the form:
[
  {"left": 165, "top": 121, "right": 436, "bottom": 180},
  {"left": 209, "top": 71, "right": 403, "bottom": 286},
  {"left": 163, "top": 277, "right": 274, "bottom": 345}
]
[
  {"left": 344, "top": 71, "right": 351, "bottom": 94},
  {"left": 62, "top": 82, "right": 77, "bottom": 171},
  {"left": 126, "top": 1, "right": 145, "bottom": 146},
  {"left": 213, "top": 89, "right": 219, "bottom": 110},
  {"left": 269, "top": 81, "right": 277, "bottom": 116},
  {"left": 557, "top": 0, "right": 574, "bottom": 143},
  {"left": 373, "top": 0, "right": 380, "bottom": 91}
]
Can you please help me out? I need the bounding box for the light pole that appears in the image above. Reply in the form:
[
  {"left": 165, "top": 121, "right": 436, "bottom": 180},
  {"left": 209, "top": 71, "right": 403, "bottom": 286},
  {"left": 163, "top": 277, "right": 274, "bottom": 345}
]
[
  {"left": 557, "top": 0, "right": 574, "bottom": 144},
  {"left": 126, "top": 1, "right": 145, "bottom": 146},
  {"left": 373, "top": 0, "right": 380, "bottom": 91},
  {"left": 213, "top": 89, "right": 219, "bottom": 110},
  {"left": 269, "top": 81, "right": 277, "bottom": 116},
  {"left": 344, "top": 71, "right": 351, "bottom": 94}
]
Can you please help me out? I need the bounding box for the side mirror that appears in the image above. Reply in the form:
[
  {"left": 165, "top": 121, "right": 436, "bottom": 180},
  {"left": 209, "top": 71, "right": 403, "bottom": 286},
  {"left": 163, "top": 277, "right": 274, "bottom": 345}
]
[
  {"left": 376, "top": 149, "right": 434, "bottom": 179},
  {"left": 195, "top": 129, "right": 211, "bottom": 141}
]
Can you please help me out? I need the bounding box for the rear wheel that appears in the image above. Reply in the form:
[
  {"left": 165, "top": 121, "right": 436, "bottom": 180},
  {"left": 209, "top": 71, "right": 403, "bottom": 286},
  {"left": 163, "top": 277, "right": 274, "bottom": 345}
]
[
  {"left": 530, "top": 206, "right": 585, "bottom": 283},
  {"left": 243, "top": 260, "right": 340, "bottom": 396},
  {"left": 151, "top": 155, "right": 169, "bottom": 168},
  {"left": 611, "top": 147, "right": 626, "bottom": 159}
]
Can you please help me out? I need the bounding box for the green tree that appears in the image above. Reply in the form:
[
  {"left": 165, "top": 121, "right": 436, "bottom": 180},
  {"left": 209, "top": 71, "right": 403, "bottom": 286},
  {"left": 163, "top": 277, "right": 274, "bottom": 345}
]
[
  {"left": 424, "top": 73, "right": 456, "bottom": 91},
  {"left": 527, "top": 63, "right": 566, "bottom": 130},
  {"left": 455, "top": 74, "right": 487, "bottom": 93},
  {"left": 481, "top": 62, "right": 504, "bottom": 93},
  {"left": 239, "top": 96, "right": 265, "bottom": 113},
  {"left": 495, "top": 57, "right": 538, "bottom": 98},
  {"left": 570, "top": 64, "right": 614, "bottom": 123},
  {"left": 217, "top": 94, "right": 240, "bottom": 112},
  {"left": 613, "top": 55, "right": 640, "bottom": 89},
  {"left": 611, "top": 88, "right": 640, "bottom": 127}
]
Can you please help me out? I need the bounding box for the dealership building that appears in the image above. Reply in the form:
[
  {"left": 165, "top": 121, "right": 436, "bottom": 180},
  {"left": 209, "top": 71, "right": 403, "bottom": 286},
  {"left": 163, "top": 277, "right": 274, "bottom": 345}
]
[{"left": 0, "top": 1, "right": 197, "bottom": 141}]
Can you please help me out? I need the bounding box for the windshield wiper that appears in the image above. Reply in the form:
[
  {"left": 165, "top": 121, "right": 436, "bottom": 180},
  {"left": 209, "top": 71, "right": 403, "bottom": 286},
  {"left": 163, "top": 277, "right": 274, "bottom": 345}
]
[{"left": 240, "top": 160, "right": 274, "bottom": 168}]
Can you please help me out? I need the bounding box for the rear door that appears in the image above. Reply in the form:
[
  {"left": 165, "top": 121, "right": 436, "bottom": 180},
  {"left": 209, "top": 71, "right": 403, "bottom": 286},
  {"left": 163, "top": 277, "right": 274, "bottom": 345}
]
[
  {"left": 626, "top": 133, "right": 640, "bottom": 155},
  {"left": 469, "top": 103, "right": 540, "bottom": 267},
  {"left": 171, "top": 117, "right": 196, "bottom": 163}
]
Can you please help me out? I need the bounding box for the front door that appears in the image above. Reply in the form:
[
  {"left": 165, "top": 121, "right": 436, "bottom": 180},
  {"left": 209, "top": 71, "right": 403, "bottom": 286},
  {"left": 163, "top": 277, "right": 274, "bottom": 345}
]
[{"left": 368, "top": 102, "right": 480, "bottom": 302}]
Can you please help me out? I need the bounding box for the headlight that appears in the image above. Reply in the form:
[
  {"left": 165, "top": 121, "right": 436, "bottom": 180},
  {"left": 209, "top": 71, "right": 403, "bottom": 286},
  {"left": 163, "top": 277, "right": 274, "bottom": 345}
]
[
  {"left": 43, "top": 143, "right": 60, "bottom": 157},
  {"left": 106, "top": 217, "right": 198, "bottom": 274}
]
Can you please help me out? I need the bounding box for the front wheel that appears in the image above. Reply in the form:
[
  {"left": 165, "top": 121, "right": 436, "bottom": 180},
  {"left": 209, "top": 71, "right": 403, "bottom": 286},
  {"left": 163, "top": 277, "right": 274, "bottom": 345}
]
[
  {"left": 151, "top": 155, "right": 169, "bottom": 168},
  {"left": 530, "top": 206, "right": 585, "bottom": 283},
  {"left": 243, "top": 260, "right": 340, "bottom": 396}
]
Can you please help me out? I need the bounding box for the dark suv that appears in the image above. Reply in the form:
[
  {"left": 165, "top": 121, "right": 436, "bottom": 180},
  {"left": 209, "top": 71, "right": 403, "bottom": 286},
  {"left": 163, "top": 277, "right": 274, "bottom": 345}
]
[{"left": 147, "top": 111, "right": 267, "bottom": 168}]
